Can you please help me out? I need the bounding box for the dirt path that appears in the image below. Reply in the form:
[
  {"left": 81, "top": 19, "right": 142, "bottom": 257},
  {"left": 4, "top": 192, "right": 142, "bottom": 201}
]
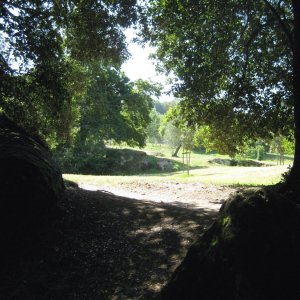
[
  {"left": 79, "top": 181, "right": 238, "bottom": 211},
  {"left": 1, "top": 183, "right": 239, "bottom": 299}
]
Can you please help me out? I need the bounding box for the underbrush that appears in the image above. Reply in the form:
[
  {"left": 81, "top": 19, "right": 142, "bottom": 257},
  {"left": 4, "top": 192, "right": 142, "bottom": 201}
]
[{"left": 53, "top": 146, "right": 183, "bottom": 175}]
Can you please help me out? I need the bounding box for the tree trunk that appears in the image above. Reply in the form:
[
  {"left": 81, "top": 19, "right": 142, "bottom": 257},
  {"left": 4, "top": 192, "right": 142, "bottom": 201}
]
[
  {"left": 288, "top": 1, "right": 300, "bottom": 185},
  {"left": 172, "top": 143, "right": 182, "bottom": 157}
]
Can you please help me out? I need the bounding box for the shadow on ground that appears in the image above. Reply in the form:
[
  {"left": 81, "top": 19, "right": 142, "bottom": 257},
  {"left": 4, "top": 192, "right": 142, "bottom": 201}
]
[{"left": 0, "top": 187, "right": 218, "bottom": 300}]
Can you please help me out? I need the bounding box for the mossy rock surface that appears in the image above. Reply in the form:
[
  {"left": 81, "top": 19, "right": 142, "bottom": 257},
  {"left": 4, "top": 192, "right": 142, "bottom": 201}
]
[
  {"left": 0, "top": 114, "right": 64, "bottom": 241},
  {"left": 162, "top": 188, "right": 300, "bottom": 299}
]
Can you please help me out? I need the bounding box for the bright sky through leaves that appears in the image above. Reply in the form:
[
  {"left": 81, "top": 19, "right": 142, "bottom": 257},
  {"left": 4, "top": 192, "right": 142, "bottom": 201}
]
[{"left": 121, "top": 28, "right": 174, "bottom": 102}]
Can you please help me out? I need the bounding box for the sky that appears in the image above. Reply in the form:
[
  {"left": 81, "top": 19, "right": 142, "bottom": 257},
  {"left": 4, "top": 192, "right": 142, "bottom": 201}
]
[{"left": 121, "top": 28, "right": 174, "bottom": 102}]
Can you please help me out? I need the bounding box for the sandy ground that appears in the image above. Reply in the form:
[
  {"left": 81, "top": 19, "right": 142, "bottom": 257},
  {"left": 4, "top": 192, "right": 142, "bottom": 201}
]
[{"left": 79, "top": 181, "right": 238, "bottom": 211}]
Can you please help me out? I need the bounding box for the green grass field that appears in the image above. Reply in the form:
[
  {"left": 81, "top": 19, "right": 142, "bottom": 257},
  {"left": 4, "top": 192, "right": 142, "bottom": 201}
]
[{"left": 64, "top": 143, "right": 291, "bottom": 187}]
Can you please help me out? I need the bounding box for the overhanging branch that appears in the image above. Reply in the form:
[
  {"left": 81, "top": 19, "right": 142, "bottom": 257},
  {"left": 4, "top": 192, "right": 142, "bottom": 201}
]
[{"left": 263, "top": 0, "right": 294, "bottom": 51}]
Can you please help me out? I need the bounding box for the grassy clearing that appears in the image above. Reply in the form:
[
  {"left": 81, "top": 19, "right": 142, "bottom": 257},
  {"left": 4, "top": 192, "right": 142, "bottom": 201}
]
[
  {"left": 112, "top": 143, "right": 294, "bottom": 167},
  {"left": 64, "top": 165, "right": 288, "bottom": 187},
  {"left": 64, "top": 143, "right": 291, "bottom": 187}
]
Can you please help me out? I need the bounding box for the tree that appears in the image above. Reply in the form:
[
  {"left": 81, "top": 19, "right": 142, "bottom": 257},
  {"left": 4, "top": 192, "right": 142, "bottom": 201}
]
[
  {"left": 160, "top": 104, "right": 197, "bottom": 157},
  {"left": 153, "top": 99, "right": 168, "bottom": 114},
  {"left": 161, "top": 121, "right": 182, "bottom": 156},
  {"left": 75, "top": 64, "right": 154, "bottom": 149},
  {"left": 146, "top": 109, "right": 163, "bottom": 143},
  {"left": 143, "top": 0, "right": 300, "bottom": 185},
  {"left": 193, "top": 125, "right": 244, "bottom": 157},
  {"left": 0, "top": 0, "right": 139, "bottom": 142},
  {"left": 160, "top": 105, "right": 183, "bottom": 156},
  {"left": 54, "top": 65, "right": 156, "bottom": 174},
  {"left": 270, "top": 134, "right": 295, "bottom": 164}
]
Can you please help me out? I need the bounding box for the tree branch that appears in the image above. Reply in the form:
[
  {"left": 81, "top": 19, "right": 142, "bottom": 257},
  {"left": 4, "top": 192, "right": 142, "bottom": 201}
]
[
  {"left": 237, "top": 23, "right": 266, "bottom": 94},
  {"left": 263, "top": 0, "right": 294, "bottom": 51}
]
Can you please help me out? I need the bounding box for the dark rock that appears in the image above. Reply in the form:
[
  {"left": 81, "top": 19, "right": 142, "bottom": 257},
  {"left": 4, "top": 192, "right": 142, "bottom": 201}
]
[
  {"left": 161, "top": 188, "right": 300, "bottom": 300},
  {"left": 0, "top": 113, "right": 64, "bottom": 241}
]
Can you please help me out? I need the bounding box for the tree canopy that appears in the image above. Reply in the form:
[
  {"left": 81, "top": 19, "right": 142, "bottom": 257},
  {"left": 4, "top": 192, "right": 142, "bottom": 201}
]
[
  {"left": 75, "top": 64, "right": 155, "bottom": 148},
  {"left": 143, "top": 0, "right": 294, "bottom": 155},
  {"left": 0, "top": 0, "right": 139, "bottom": 140},
  {"left": 2, "top": 0, "right": 300, "bottom": 183}
]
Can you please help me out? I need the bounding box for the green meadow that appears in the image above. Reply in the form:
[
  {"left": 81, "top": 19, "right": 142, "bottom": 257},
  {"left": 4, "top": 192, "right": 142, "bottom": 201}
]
[{"left": 64, "top": 144, "right": 291, "bottom": 187}]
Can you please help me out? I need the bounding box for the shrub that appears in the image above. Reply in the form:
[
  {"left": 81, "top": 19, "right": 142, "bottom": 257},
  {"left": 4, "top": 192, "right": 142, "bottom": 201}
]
[{"left": 53, "top": 145, "right": 107, "bottom": 174}]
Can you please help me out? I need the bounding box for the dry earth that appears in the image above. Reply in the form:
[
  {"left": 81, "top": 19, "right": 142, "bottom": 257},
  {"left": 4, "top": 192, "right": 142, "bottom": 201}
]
[
  {"left": 1, "top": 182, "right": 238, "bottom": 299},
  {"left": 79, "top": 181, "right": 237, "bottom": 211}
]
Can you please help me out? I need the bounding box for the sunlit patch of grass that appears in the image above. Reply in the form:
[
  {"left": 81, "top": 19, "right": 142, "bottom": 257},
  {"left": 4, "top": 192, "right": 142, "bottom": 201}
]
[
  {"left": 64, "top": 164, "right": 289, "bottom": 187},
  {"left": 183, "top": 165, "right": 288, "bottom": 186},
  {"left": 65, "top": 143, "right": 291, "bottom": 187}
]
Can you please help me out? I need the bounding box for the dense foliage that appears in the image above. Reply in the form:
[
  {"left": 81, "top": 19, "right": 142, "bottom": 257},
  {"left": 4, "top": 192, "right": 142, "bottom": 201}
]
[
  {"left": 75, "top": 64, "right": 155, "bottom": 148},
  {"left": 143, "top": 0, "right": 294, "bottom": 155},
  {"left": 146, "top": 110, "right": 163, "bottom": 143},
  {"left": 53, "top": 64, "right": 159, "bottom": 174},
  {"left": 0, "top": 0, "right": 139, "bottom": 141},
  {"left": 1, "top": 0, "right": 299, "bottom": 177}
]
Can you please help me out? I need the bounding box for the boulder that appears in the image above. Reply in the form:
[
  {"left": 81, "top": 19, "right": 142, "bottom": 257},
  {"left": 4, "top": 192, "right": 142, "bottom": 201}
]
[
  {"left": 161, "top": 188, "right": 300, "bottom": 299},
  {"left": 0, "top": 114, "right": 64, "bottom": 240}
]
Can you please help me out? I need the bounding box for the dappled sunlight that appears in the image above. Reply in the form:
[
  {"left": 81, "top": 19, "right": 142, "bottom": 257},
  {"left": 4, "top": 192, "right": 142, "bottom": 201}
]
[
  {"left": 3, "top": 163, "right": 284, "bottom": 298},
  {"left": 42, "top": 187, "right": 218, "bottom": 299},
  {"left": 1, "top": 0, "right": 298, "bottom": 298}
]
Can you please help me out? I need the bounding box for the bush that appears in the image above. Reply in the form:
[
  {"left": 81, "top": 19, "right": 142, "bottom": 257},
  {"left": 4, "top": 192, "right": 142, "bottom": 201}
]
[
  {"left": 244, "top": 148, "right": 257, "bottom": 159},
  {"left": 53, "top": 145, "right": 179, "bottom": 175},
  {"left": 54, "top": 146, "right": 151, "bottom": 174},
  {"left": 53, "top": 145, "right": 108, "bottom": 174}
]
